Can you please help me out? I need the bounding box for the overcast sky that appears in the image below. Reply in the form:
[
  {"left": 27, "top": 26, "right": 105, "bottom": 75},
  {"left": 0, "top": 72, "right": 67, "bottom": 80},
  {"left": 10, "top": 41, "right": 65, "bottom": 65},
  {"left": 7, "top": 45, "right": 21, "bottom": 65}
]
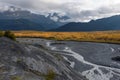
[{"left": 0, "top": 0, "right": 120, "bottom": 22}]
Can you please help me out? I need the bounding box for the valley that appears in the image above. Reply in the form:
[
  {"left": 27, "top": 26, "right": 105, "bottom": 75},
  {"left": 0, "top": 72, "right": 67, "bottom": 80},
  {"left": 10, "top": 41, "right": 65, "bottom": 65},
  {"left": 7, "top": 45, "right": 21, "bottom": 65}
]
[
  {"left": 1, "top": 31, "right": 120, "bottom": 80},
  {"left": 13, "top": 31, "right": 120, "bottom": 43},
  {"left": 0, "top": 1, "right": 120, "bottom": 80},
  {"left": 17, "top": 38, "right": 120, "bottom": 80}
]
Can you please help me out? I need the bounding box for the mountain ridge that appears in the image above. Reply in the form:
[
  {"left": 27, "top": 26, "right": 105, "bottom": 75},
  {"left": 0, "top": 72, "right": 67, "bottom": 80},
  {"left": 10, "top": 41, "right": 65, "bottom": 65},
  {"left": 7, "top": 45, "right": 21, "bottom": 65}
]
[
  {"left": 0, "top": 6, "right": 67, "bottom": 30},
  {"left": 0, "top": 18, "right": 45, "bottom": 30},
  {"left": 51, "top": 15, "right": 120, "bottom": 31}
]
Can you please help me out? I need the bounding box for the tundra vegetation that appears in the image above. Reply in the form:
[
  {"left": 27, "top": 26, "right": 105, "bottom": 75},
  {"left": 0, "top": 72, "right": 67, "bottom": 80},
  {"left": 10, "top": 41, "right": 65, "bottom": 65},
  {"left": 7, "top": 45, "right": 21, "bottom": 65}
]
[
  {"left": 0, "top": 31, "right": 16, "bottom": 41},
  {"left": 13, "top": 31, "right": 120, "bottom": 43},
  {"left": 11, "top": 76, "right": 22, "bottom": 80}
]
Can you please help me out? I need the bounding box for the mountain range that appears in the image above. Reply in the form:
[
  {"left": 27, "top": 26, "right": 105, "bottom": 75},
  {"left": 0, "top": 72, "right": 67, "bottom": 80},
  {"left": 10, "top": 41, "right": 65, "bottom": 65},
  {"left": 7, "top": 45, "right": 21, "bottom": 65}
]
[
  {"left": 0, "top": 6, "right": 67, "bottom": 31},
  {"left": 0, "top": 6, "right": 120, "bottom": 31},
  {"left": 51, "top": 15, "right": 120, "bottom": 31},
  {"left": 0, "top": 19, "right": 44, "bottom": 30}
]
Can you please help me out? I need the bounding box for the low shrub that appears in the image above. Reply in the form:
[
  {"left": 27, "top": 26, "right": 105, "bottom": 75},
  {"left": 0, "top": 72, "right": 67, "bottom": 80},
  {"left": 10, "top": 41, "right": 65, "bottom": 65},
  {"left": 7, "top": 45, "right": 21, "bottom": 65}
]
[
  {"left": 11, "top": 76, "right": 22, "bottom": 80},
  {"left": 4, "top": 31, "right": 16, "bottom": 41},
  {"left": 45, "top": 70, "right": 56, "bottom": 80},
  {"left": 0, "top": 31, "right": 4, "bottom": 37}
]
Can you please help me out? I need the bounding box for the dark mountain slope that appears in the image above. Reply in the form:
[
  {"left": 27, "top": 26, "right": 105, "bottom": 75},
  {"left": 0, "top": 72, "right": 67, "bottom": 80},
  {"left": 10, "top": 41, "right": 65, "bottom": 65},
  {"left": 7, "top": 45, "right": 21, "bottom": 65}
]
[
  {"left": 52, "top": 15, "right": 120, "bottom": 31},
  {"left": 0, "top": 19, "right": 44, "bottom": 30},
  {"left": 0, "top": 6, "right": 67, "bottom": 30}
]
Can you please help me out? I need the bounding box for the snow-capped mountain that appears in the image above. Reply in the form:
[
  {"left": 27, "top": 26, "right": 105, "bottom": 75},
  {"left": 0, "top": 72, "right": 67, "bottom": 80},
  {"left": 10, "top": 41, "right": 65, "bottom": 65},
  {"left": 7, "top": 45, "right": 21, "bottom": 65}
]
[{"left": 0, "top": 6, "right": 68, "bottom": 30}]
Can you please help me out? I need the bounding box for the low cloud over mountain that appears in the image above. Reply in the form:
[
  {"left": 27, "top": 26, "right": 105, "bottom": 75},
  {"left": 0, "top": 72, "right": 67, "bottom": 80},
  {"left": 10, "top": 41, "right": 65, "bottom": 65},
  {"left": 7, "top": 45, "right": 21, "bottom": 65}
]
[{"left": 0, "top": 0, "right": 120, "bottom": 22}]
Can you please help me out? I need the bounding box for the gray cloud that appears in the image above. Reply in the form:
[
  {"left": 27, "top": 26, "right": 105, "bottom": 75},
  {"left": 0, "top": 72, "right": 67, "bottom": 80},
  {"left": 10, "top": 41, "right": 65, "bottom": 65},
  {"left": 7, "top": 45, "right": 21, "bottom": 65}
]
[{"left": 0, "top": 0, "right": 120, "bottom": 22}]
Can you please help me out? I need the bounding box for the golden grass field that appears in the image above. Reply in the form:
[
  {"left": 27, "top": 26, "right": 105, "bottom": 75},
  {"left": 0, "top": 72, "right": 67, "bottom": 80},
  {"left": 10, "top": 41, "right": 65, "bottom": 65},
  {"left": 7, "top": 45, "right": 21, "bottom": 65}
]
[{"left": 13, "top": 31, "right": 120, "bottom": 43}]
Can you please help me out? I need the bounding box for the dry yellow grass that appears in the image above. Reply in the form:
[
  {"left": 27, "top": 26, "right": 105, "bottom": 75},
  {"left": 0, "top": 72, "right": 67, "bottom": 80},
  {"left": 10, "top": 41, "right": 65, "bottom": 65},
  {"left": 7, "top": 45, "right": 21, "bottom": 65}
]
[{"left": 13, "top": 31, "right": 120, "bottom": 43}]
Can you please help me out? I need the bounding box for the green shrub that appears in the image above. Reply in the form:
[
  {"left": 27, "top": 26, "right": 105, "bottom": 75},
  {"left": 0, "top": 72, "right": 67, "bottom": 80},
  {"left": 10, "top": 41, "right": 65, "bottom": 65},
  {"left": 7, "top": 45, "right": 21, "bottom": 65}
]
[
  {"left": 0, "top": 31, "right": 4, "bottom": 37},
  {"left": 4, "top": 31, "right": 16, "bottom": 41},
  {"left": 45, "top": 70, "right": 56, "bottom": 80},
  {"left": 11, "top": 76, "right": 22, "bottom": 80}
]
